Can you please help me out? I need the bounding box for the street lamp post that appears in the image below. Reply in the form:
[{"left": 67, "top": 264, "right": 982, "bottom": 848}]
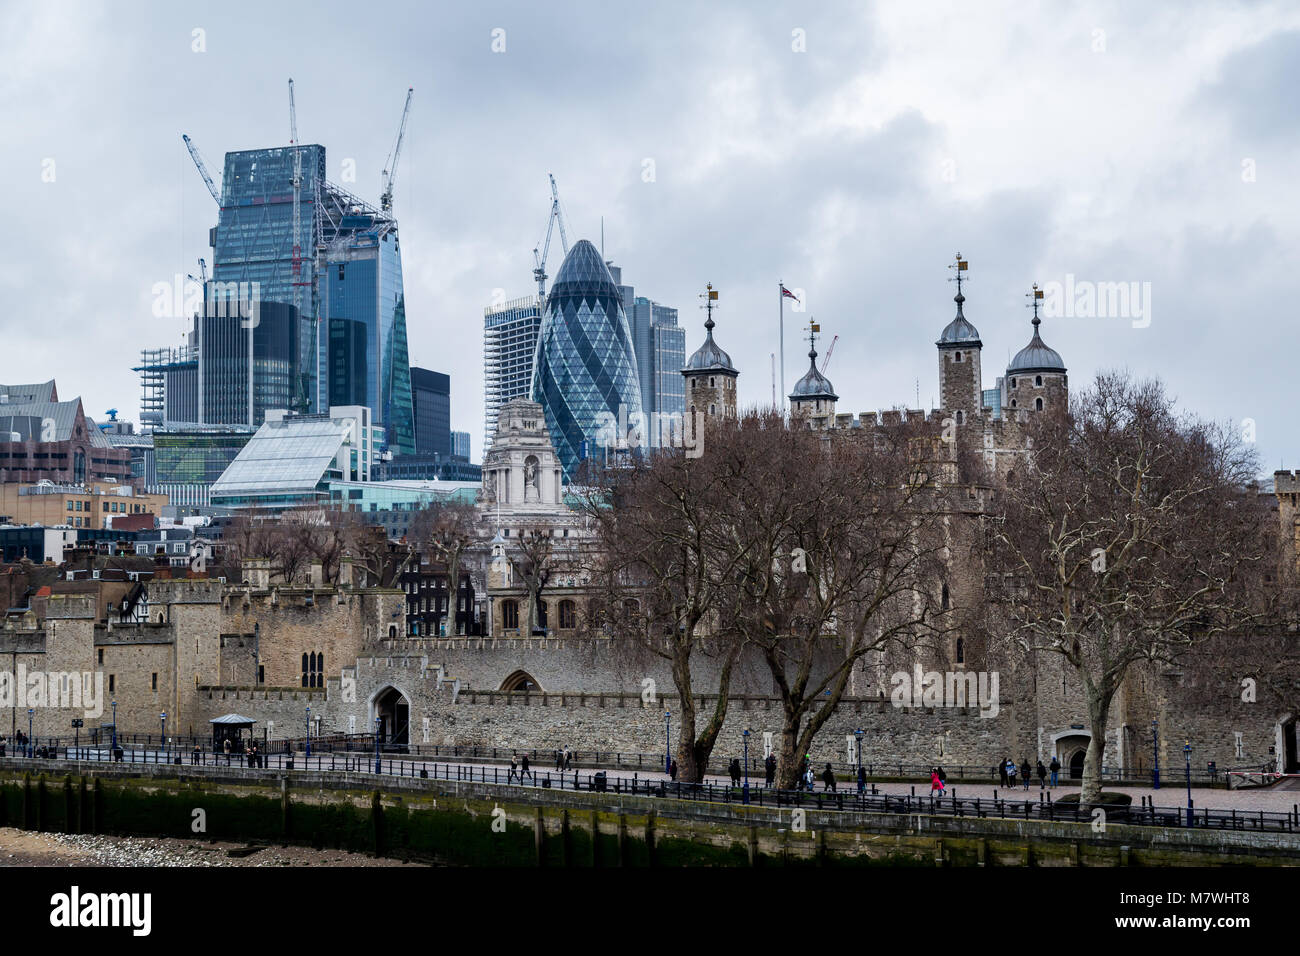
[
  {"left": 742, "top": 729, "right": 751, "bottom": 804},
  {"left": 1152, "top": 718, "right": 1161, "bottom": 790},
  {"left": 664, "top": 710, "right": 672, "bottom": 775},
  {"left": 855, "top": 729, "right": 864, "bottom": 793},
  {"left": 110, "top": 700, "right": 117, "bottom": 754},
  {"left": 27, "top": 708, "right": 33, "bottom": 758},
  {"left": 160, "top": 712, "right": 166, "bottom": 758},
  {"left": 1184, "top": 741, "right": 1194, "bottom": 827},
  {"left": 374, "top": 715, "right": 382, "bottom": 774},
  {"left": 305, "top": 705, "right": 311, "bottom": 758}
]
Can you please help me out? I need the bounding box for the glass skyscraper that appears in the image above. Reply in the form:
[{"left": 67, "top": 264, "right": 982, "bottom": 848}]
[
  {"left": 531, "top": 240, "right": 643, "bottom": 479},
  {"left": 213, "top": 146, "right": 326, "bottom": 413},
  {"left": 317, "top": 218, "right": 415, "bottom": 455}
]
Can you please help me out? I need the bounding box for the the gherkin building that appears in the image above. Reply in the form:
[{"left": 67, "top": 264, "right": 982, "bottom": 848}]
[{"left": 531, "top": 239, "right": 643, "bottom": 480}]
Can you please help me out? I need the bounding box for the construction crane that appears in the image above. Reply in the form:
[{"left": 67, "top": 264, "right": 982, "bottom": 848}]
[
  {"left": 182, "top": 134, "right": 221, "bottom": 204},
  {"left": 531, "top": 173, "right": 570, "bottom": 298},
  {"left": 380, "top": 87, "right": 413, "bottom": 214},
  {"left": 820, "top": 333, "right": 838, "bottom": 373},
  {"left": 288, "top": 79, "right": 304, "bottom": 316}
]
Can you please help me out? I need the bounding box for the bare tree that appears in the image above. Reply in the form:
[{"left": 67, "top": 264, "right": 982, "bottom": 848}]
[
  {"left": 509, "top": 525, "right": 555, "bottom": 636},
  {"left": 410, "top": 500, "right": 481, "bottom": 622},
  {"left": 576, "top": 414, "right": 751, "bottom": 783},
  {"left": 720, "top": 410, "right": 952, "bottom": 789},
  {"left": 988, "top": 372, "right": 1271, "bottom": 804}
]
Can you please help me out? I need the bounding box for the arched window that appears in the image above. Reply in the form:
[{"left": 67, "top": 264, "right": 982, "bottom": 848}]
[
  {"left": 1035, "top": 397, "right": 1043, "bottom": 411},
  {"left": 955, "top": 410, "right": 964, "bottom": 425},
  {"left": 1035, "top": 375, "right": 1043, "bottom": 387},
  {"left": 1010, "top": 378, "right": 1017, "bottom": 389},
  {"left": 1010, "top": 399, "right": 1017, "bottom": 408},
  {"left": 955, "top": 351, "right": 962, "bottom": 362},
  {"left": 501, "top": 599, "right": 519, "bottom": 630},
  {"left": 709, "top": 376, "right": 715, "bottom": 388},
  {"left": 955, "top": 637, "right": 965, "bottom": 664},
  {"left": 73, "top": 450, "right": 86, "bottom": 484},
  {"left": 558, "top": 599, "right": 576, "bottom": 629},
  {"left": 301, "top": 653, "right": 309, "bottom": 687},
  {"left": 387, "top": 624, "right": 397, "bottom": 639},
  {"left": 301, "top": 652, "right": 323, "bottom": 688}
]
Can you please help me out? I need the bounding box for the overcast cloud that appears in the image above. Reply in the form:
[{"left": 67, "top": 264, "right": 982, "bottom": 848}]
[{"left": 1, "top": 0, "right": 1297, "bottom": 472}]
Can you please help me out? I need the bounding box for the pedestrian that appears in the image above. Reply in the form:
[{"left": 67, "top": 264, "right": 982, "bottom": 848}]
[
  {"left": 764, "top": 753, "right": 776, "bottom": 787},
  {"left": 937, "top": 765, "right": 947, "bottom": 789},
  {"left": 1006, "top": 758, "right": 1017, "bottom": 789},
  {"left": 998, "top": 757, "right": 1008, "bottom": 788},
  {"left": 1049, "top": 756, "right": 1060, "bottom": 788},
  {"left": 555, "top": 749, "right": 563, "bottom": 772},
  {"left": 223, "top": 737, "right": 232, "bottom": 766},
  {"left": 191, "top": 743, "right": 200, "bottom": 765},
  {"left": 729, "top": 758, "right": 741, "bottom": 787},
  {"left": 668, "top": 758, "right": 678, "bottom": 781},
  {"left": 0, "top": 734, "right": 6, "bottom": 757},
  {"left": 520, "top": 753, "right": 532, "bottom": 782},
  {"left": 822, "top": 763, "right": 837, "bottom": 792},
  {"left": 508, "top": 755, "right": 518, "bottom": 783},
  {"left": 1020, "top": 758, "right": 1032, "bottom": 791},
  {"left": 856, "top": 765, "right": 866, "bottom": 794},
  {"left": 1037, "top": 759, "right": 1047, "bottom": 790},
  {"left": 804, "top": 763, "right": 815, "bottom": 793},
  {"left": 930, "top": 767, "right": 944, "bottom": 794},
  {"left": 564, "top": 747, "right": 573, "bottom": 771}
]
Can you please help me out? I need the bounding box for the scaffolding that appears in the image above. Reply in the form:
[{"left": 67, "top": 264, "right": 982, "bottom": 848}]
[{"left": 132, "top": 346, "right": 197, "bottom": 431}]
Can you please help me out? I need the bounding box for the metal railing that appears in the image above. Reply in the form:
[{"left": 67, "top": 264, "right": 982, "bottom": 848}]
[{"left": 6, "top": 746, "right": 1298, "bottom": 835}]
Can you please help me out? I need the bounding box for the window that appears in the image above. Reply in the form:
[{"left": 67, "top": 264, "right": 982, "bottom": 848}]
[
  {"left": 955, "top": 351, "right": 962, "bottom": 362},
  {"left": 1010, "top": 399, "right": 1017, "bottom": 408},
  {"left": 1035, "top": 375, "right": 1043, "bottom": 387},
  {"left": 955, "top": 410, "right": 964, "bottom": 425},
  {"left": 151, "top": 673, "right": 157, "bottom": 691},
  {"left": 941, "top": 583, "right": 950, "bottom": 609},
  {"left": 501, "top": 599, "right": 519, "bottom": 630},
  {"left": 709, "top": 377, "right": 715, "bottom": 388},
  {"left": 1035, "top": 397, "right": 1043, "bottom": 411},
  {"left": 558, "top": 599, "right": 576, "bottom": 629},
  {"left": 257, "top": 665, "right": 264, "bottom": 685},
  {"left": 103, "top": 503, "right": 109, "bottom": 512},
  {"left": 108, "top": 674, "right": 115, "bottom": 693},
  {"left": 956, "top": 637, "right": 965, "bottom": 664},
  {"left": 301, "top": 652, "right": 324, "bottom": 688}
]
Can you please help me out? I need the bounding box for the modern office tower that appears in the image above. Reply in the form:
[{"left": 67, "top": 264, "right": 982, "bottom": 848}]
[
  {"left": 209, "top": 405, "right": 384, "bottom": 511},
  {"left": 451, "top": 430, "right": 470, "bottom": 461},
  {"left": 153, "top": 140, "right": 416, "bottom": 453},
  {"left": 531, "top": 239, "right": 643, "bottom": 480},
  {"left": 197, "top": 301, "right": 299, "bottom": 427},
  {"left": 150, "top": 425, "right": 256, "bottom": 508},
  {"left": 213, "top": 145, "right": 326, "bottom": 413},
  {"left": 483, "top": 294, "right": 542, "bottom": 452},
  {"left": 410, "top": 367, "right": 451, "bottom": 459},
  {"left": 317, "top": 210, "right": 415, "bottom": 455}
]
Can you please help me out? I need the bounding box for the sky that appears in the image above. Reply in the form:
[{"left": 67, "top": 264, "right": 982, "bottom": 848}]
[{"left": 1, "top": 0, "right": 1298, "bottom": 475}]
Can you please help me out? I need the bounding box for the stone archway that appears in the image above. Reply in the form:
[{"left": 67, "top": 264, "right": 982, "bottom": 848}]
[
  {"left": 500, "top": 670, "right": 541, "bottom": 693},
  {"left": 1051, "top": 730, "right": 1092, "bottom": 781},
  {"left": 370, "top": 685, "right": 411, "bottom": 751}
]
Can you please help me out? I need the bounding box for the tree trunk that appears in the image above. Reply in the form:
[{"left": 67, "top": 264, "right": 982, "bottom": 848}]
[
  {"left": 1080, "top": 687, "right": 1114, "bottom": 806},
  {"left": 775, "top": 724, "right": 803, "bottom": 790}
]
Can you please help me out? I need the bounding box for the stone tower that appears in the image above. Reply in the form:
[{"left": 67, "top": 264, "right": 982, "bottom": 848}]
[
  {"left": 936, "top": 254, "right": 983, "bottom": 427},
  {"left": 789, "top": 323, "right": 838, "bottom": 428},
  {"left": 682, "top": 283, "right": 738, "bottom": 441},
  {"left": 1004, "top": 284, "right": 1068, "bottom": 416},
  {"left": 480, "top": 398, "right": 564, "bottom": 511}
]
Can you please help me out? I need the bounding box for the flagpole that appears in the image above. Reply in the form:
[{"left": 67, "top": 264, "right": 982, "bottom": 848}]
[{"left": 779, "top": 280, "right": 785, "bottom": 412}]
